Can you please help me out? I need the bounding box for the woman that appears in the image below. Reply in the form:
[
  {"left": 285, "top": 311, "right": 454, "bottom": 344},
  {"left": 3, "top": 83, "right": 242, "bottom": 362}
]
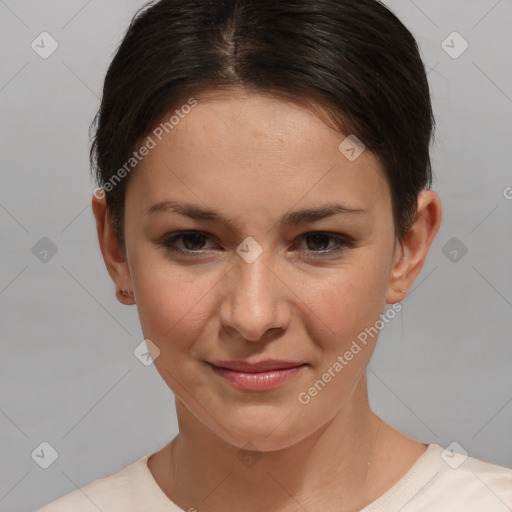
[{"left": 37, "top": 0, "right": 512, "bottom": 510}]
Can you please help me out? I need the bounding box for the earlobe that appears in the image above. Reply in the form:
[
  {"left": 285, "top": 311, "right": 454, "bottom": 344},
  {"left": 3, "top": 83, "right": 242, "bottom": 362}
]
[
  {"left": 386, "top": 239, "right": 408, "bottom": 304},
  {"left": 91, "top": 193, "right": 135, "bottom": 305},
  {"left": 386, "top": 190, "right": 442, "bottom": 304},
  {"left": 117, "top": 288, "right": 136, "bottom": 304}
]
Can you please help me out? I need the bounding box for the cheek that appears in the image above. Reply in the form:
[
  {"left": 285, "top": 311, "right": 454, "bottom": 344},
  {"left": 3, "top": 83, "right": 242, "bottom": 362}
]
[
  {"left": 296, "top": 257, "right": 390, "bottom": 347},
  {"left": 130, "top": 247, "right": 220, "bottom": 351},
  {"left": 129, "top": 232, "right": 392, "bottom": 357}
]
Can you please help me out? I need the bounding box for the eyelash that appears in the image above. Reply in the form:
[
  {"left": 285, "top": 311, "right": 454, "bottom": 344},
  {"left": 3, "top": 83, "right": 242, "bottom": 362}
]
[{"left": 157, "top": 231, "right": 355, "bottom": 258}]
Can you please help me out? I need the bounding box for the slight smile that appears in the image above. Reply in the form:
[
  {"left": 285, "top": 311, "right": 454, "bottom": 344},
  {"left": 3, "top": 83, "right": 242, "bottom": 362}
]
[{"left": 207, "top": 360, "right": 308, "bottom": 392}]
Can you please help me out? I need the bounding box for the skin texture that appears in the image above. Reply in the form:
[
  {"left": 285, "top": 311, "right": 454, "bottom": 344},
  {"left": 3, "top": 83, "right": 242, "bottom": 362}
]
[{"left": 92, "top": 91, "right": 442, "bottom": 511}]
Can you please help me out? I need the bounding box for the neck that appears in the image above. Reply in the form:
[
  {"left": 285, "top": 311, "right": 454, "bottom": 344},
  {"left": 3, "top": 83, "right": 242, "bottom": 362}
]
[{"left": 165, "top": 376, "right": 386, "bottom": 512}]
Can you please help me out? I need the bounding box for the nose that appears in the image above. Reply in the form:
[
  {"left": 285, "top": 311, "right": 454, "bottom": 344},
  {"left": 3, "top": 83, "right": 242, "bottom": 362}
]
[{"left": 219, "top": 252, "right": 291, "bottom": 343}]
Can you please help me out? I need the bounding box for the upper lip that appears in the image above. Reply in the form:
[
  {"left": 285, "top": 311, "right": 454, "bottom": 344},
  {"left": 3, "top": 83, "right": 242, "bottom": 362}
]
[{"left": 209, "top": 360, "right": 305, "bottom": 373}]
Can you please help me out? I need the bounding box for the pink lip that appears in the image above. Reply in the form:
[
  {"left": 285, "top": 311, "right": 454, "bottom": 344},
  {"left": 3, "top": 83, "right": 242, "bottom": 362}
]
[{"left": 208, "top": 360, "right": 306, "bottom": 391}]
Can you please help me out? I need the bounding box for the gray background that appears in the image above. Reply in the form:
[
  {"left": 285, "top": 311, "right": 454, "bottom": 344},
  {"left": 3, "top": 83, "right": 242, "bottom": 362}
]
[{"left": 1, "top": 1, "right": 511, "bottom": 511}]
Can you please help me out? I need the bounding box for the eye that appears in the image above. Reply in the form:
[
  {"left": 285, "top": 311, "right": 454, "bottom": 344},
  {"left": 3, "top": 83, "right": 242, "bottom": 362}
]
[
  {"left": 292, "top": 232, "right": 355, "bottom": 257},
  {"left": 158, "top": 231, "right": 216, "bottom": 256},
  {"left": 157, "top": 230, "right": 355, "bottom": 258}
]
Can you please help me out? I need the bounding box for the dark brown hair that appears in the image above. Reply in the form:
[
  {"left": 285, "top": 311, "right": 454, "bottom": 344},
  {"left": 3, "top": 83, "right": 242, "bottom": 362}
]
[{"left": 90, "top": 0, "right": 435, "bottom": 251}]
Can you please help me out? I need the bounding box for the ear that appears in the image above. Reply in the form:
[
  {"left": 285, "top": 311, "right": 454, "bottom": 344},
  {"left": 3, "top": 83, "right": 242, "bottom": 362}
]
[
  {"left": 386, "top": 190, "right": 442, "bottom": 304},
  {"left": 91, "top": 192, "right": 135, "bottom": 305}
]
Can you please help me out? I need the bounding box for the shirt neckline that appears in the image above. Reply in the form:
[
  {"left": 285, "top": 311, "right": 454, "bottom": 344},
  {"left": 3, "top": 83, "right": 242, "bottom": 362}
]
[
  {"left": 136, "top": 443, "right": 442, "bottom": 511},
  {"left": 359, "top": 443, "right": 443, "bottom": 511}
]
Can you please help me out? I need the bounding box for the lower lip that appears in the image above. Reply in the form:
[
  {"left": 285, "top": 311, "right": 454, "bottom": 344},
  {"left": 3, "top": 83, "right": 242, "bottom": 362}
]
[{"left": 209, "top": 364, "right": 305, "bottom": 391}]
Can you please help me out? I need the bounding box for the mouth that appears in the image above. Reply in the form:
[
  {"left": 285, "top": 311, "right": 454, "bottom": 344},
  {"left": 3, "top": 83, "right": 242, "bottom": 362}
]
[{"left": 207, "top": 359, "right": 307, "bottom": 392}]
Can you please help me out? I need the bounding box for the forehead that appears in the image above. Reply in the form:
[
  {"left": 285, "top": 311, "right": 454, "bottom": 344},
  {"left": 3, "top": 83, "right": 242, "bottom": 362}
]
[{"left": 126, "top": 91, "right": 391, "bottom": 225}]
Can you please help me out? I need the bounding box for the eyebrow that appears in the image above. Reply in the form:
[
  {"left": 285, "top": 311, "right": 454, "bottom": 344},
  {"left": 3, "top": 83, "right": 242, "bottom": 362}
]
[{"left": 145, "top": 200, "right": 368, "bottom": 229}]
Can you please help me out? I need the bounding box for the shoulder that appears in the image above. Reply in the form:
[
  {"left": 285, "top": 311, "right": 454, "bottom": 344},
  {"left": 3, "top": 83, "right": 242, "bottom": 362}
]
[
  {"left": 428, "top": 445, "right": 512, "bottom": 509},
  {"left": 406, "top": 444, "right": 512, "bottom": 511},
  {"left": 35, "top": 455, "right": 149, "bottom": 512},
  {"left": 364, "top": 443, "right": 512, "bottom": 512}
]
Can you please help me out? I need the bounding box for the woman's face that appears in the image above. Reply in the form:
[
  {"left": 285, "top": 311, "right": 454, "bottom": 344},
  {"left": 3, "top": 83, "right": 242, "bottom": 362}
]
[{"left": 122, "top": 91, "right": 400, "bottom": 450}]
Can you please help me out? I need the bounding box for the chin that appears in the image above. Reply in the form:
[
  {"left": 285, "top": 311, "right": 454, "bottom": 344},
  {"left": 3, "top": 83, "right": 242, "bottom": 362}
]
[{"left": 209, "top": 404, "right": 314, "bottom": 453}]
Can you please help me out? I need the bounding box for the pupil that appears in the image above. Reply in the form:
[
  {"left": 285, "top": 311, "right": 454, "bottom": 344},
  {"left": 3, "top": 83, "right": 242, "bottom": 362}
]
[
  {"left": 184, "top": 233, "right": 205, "bottom": 250},
  {"left": 307, "top": 234, "right": 329, "bottom": 251}
]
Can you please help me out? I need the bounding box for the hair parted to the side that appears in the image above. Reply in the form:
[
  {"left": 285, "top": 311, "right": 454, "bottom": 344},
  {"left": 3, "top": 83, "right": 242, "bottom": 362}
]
[{"left": 89, "top": 0, "right": 435, "bottom": 253}]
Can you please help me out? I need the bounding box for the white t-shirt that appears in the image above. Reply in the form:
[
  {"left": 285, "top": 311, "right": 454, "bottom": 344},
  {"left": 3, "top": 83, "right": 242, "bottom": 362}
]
[{"left": 35, "top": 443, "right": 512, "bottom": 511}]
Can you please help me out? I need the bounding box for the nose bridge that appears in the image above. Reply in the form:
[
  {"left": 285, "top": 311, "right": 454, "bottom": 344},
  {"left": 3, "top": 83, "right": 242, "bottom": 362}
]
[{"left": 220, "top": 246, "right": 288, "bottom": 341}]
